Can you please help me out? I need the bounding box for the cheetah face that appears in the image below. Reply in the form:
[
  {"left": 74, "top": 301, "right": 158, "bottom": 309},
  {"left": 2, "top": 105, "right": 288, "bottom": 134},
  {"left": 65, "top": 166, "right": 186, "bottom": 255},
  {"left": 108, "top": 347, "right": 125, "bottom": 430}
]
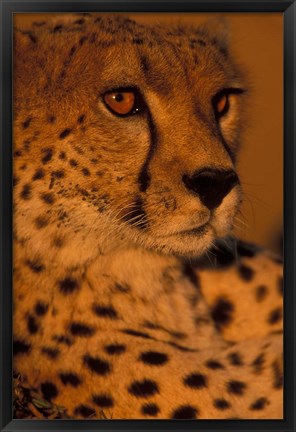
[
  {"left": 95, "top": 80, "right": 243, "bottom": 257},
  {"left": 14, "top": 16, "right": 246, "bottom": 259}
]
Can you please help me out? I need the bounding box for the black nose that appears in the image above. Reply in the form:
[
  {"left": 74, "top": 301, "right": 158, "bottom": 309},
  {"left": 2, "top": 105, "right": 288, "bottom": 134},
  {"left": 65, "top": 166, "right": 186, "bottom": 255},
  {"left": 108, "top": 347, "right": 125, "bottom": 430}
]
[{"left": 182, "top": 168, "right": 239, "bottom": 210}]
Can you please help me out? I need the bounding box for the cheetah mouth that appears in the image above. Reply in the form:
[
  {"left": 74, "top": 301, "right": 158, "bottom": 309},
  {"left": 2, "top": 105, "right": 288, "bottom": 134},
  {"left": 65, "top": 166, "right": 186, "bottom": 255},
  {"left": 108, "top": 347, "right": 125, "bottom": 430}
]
[
  {"left": 178, "top": 224, "right": 209, "bottom": 236},
  {"left": 160, "top": 223, "right": 209, "bottom": 238}
]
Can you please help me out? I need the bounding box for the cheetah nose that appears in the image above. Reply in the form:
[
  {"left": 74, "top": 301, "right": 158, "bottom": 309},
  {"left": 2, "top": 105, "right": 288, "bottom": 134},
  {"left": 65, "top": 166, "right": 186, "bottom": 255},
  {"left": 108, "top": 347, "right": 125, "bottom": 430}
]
[{"left": 182, "top": 168, "right": 239, "bottom": 210}]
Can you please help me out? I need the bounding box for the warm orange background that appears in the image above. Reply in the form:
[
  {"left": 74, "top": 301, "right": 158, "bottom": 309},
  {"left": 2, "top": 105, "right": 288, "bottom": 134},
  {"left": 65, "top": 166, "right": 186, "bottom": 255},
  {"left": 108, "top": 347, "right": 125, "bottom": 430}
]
[{"left": 14, "top": 13, "right": 283, "bottom": 253}]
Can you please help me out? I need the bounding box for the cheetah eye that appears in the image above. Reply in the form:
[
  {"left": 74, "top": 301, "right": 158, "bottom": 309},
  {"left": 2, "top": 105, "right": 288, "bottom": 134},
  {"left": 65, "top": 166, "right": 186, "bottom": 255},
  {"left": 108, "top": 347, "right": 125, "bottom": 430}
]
[
  {"left": 215, "top": 93, "right": 229, "bottom": 117},
  {"left": 212, "top": 88, "right": 244, "bottom": 120},
  {"left": 103, "top": 88, "right": 143, "bottom": 117}
]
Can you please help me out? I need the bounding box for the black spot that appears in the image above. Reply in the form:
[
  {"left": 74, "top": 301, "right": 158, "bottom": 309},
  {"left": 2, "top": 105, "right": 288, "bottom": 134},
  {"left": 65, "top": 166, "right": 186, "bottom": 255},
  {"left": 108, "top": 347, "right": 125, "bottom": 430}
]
[
  {"left": 57, "top": 210, "right": 67, "bottom": 222},
  {"left": 219, "top": 46, "right": 228, "bottom": 56},
  {"left": 104, "top": 344, "right": 126, "bottom": 355},
  {"left": 92, "top": 394, "right": 114, "bottom": 408},
  {"left": 238, "top": 264, "right": 254, "bottom": 282},
  {"left": 249, "top": 397, "right": 269, "bottom": 410},
  {"left": 13, "top": 176, "right": 19, "bottom": 186},
  {"left": 23, "top": 139, "right": 31, "bottom": 150},
  {"left": 205, "top": 360, "right": 224, "bottom": 370},
  {"left": 13, "top": 340, "right": 31, "bottom": 355},
  {"left": 278, "top": 276, "right": 283, "bottom": 296},
  {"left": 74, "top": 18, "right": 85, "bottom": 25},
  {"left": 121, "top": 329, "right": 154, "bottom": 340},
  {"left": 41, "top": 381, "right": 58, "bottom": 401},
  {"left": 59, "top": 372, "right": 82, "bottom": 387},
  {"left": 213, "top": 398, "right": 231, "bottom": 410},
  {"left": 53, "top": 24, "right": 63, "bottom": 33},
  {"left": 35, "top": 216, "right": 49, "bottom": 229},
  {"left": 25, "top": 259, "right": 44, "bottom": 273},
  {"left": 79, "top": 36, "right": 88, "bottom": 46},
  {"left": 92, "top": 304, "right": 118, "bottom": 319},
  {"left": 140, "top": 55, "right": 150, "bottom": 72},
  {"left": 27, "top": 315, "right": 39, "bottom": 334},
  {"left": 69, "top": 159, "right": 78, "bottom": 167},
  {"left": 69, "top": 46, "right": 76, "bottom": 57},
  {"left": 227, "top": 352, "right": 243, "bottom": 366},
  {"left": 268, "top": 307, "right": 282, "bottom": 324},
  {"left": 252, "top": 353, "right": 265, "bottom": 374},
  {"left": 171, "top": 405, "right": 198, "bottom": 419},
  {"left": 41, "top": 347, "right": 60, "bottom": 359},
  {"left": 82, "top": 167, "right": 90, "bottom": 176},
  {"left": 272, "top": 361, "right": 283, "bottom": 389},
  {"left": 256, "top": 285, "right": 268, "bottom": 302},
  {"left": 59, "top": 151, "right": 66, "bottom": 160},
  {"left": 58, "top": 277, "right": 79, "bottom": 294},
  {"left": 133, "top": 38, "right": 143, "bottom": 44},
  {"left": 33, "top": 21, "right": 46, "bottom": 27},
  {"left": 182, "top": 263, "right": 200, "bottom": 288},
  {"left": 52, "top": 334, "right": 72, "bottom": 346},
  {"left": 48, "top": 115, "right": 56, "bottom": 123},
  {"left": 141, "top": 403, "right": 159, "bottom": 416},
  {"left": 59, "top": 128, "right": 72, "bottom": 139},
  {"left": 198, "top": 39, "right": 206, "bottom": 46},
  {"left": 227, "top": 380, "right": 246, "bottom": 395},
  {"left": 41, "top": 192, "right": 55, "bottom": 204},
  {"left": 74, "top": 405, "right": 95, "bottom": 418},
  {"left": 168, "top": 330, "right": 187, "bottom": 339},
  {"left": 26, "top": 32, "right": 37, "bottom": 43},
  {"left": 34, "top": 301, "right": 48, "bottom": 316},
  {"left": 70, "top": 322, "right": 95, "bottom": 337},
  {"left": 77, "top": 114, "right": 85, "bottom": 124},
  {"left": 83, "top": 355, "right": 110, "bottom": 375},
  {"left": 41, "top": 148, "right": 53, "bottom": 164},
  {"left": 22, "top": 117, "right": 32, "bottom": 129},
  {"left": 20, "top": 184, "right": 32, "bottom": 200},
  {"left": 52, "top": 170, "right": 65, "bottom": 179},
  {"left": 128, "top": 379, "right": 159, "bottom": 398},
  {"left": 114, "top": 282, "right": 130, "bottom": 293},
  {"left": 211, "top": 297, "right": 234, "bottom": 329},
  {"left": 122, "top": 196, "right": 147, "bottom": 230},
  {"left": 14, "top": 150, "right": 22, "bottom": 157},
  {"left": 184, "top": 373, "right": 207, "bottom": 388},
  {"left": 32, "top": 168, "right": 45, "bottom": 180},
  {"left": 139, "top": 351, "right": 169, "bottom": 366},
  {"left": 77, "top": 187, "right": 89, "bottom": 197}
]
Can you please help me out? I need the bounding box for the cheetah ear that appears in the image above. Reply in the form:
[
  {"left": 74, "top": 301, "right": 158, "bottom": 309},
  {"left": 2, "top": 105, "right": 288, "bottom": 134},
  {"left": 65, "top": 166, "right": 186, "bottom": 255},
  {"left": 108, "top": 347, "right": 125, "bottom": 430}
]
[{"left": 198, "top": 16, "right": 229, "bottom": 51}]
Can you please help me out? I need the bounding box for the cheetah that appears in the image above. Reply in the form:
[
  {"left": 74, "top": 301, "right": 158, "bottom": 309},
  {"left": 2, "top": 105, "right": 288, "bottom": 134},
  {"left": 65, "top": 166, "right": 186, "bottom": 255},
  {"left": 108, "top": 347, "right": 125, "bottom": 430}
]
[{"left": 13, "top": 14, "right": 283, "bottom": 419}]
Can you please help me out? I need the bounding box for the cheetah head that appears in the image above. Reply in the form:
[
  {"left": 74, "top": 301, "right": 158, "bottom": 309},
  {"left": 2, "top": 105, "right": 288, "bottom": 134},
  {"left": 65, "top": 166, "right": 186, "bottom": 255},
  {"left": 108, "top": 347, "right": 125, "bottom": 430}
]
[{"left": 14, "top": 15, "right": 246, "bottom": 262}]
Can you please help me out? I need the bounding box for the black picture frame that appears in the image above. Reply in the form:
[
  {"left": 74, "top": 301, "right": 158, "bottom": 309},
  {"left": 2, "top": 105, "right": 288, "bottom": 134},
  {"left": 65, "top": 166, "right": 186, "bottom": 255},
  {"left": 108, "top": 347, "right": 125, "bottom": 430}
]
[{"left": 0, "top": 0, "right": 295, "bottom": 431}]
